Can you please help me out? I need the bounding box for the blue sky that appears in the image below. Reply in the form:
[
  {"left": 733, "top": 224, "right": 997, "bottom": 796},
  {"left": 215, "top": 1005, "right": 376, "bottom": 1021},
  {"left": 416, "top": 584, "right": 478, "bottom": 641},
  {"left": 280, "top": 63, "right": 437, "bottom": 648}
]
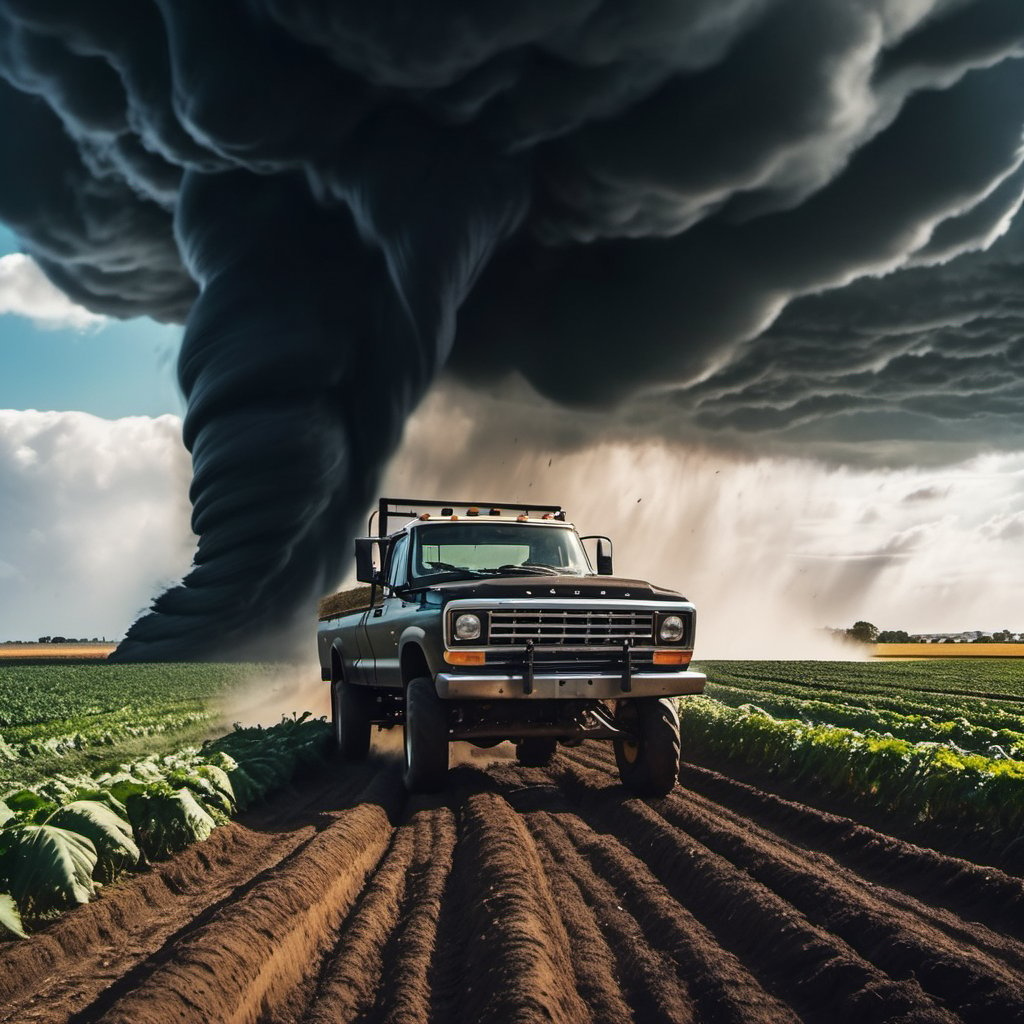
[{"left": 0, "top": 225, "right": 184, "bottom": 418}]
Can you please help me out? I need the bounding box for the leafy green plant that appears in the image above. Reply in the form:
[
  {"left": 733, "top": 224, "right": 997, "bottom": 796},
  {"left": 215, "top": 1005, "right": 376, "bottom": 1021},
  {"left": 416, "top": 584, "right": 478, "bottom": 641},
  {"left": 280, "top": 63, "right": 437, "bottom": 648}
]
[
  {"left": 3, "top": 825, "right": 97, "bottom": 916},
  {"left": 0, "top": 893, "right": 25, "bottom": 938},
  {"left": 679, "top": 696, "right": 1024, "bottom": 840},
  {"left": 46, "top": 801, "right": 140, "bottom": 883},
  {"left": 126, "top": 786, "right": 216, "bottom": 861},
  {"left": 0, "top": 711, "right": 331, "bottom": 935}
]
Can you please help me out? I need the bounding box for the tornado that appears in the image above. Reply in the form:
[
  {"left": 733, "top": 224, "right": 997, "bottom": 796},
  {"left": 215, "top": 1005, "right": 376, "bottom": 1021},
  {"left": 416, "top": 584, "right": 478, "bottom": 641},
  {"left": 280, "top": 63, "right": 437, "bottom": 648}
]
[{"left": 0, "top": 1, "right": 1022, "bottom": 659}]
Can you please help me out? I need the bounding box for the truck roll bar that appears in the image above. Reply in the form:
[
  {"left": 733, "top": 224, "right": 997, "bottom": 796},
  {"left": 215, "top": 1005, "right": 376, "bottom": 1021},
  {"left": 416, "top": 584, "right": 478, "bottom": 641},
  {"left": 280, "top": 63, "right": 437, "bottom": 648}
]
[{"left": 372, "top": 497, "right": 565, "bottom": 537}]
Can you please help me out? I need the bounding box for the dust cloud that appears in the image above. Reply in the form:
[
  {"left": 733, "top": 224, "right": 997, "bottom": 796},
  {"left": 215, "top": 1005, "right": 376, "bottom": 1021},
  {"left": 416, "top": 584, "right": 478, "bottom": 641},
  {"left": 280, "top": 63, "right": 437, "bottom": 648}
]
[
  {"left": 378, "top": 382, "right": 1024, "bottom": 657},
  {"left": 219, "top": 662, "right": 330, "bottom": 729},
  {"left": 218, "top": 661, "right": 518, "bottom": 767}
]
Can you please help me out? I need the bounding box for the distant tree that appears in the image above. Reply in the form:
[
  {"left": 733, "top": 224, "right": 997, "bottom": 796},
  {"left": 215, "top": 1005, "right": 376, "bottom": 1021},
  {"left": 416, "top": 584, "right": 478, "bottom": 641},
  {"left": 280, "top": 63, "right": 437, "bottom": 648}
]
[
  {"left": 973, "top": 635, "right": 994, "bottom": 643},
  {"left": 37, "top": 636, "right": 51, "bottom": 644},
  {"left": 877, "top": 629, "right": 911, "bottom": 643},
  {"left": 50, "top": 636, "right": 67, "bottom": 644},
  {"left": 846, "top": 621, "right": 879, "bottom": 643}
]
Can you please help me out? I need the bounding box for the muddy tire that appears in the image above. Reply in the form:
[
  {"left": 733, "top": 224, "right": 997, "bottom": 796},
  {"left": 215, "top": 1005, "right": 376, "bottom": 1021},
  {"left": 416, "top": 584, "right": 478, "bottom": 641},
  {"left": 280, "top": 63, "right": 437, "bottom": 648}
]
[
  {"left": 516, "top": 737, "right": 558, "bottom": 767},
  {"left": 613, "top": 698, "right": 681, "bottom": 796},
  {"left": 332, "top": 676, "right": 372, "bottom": 761},
  {"left": 403, "top": 677, "right": 450, "bottom": 793}
]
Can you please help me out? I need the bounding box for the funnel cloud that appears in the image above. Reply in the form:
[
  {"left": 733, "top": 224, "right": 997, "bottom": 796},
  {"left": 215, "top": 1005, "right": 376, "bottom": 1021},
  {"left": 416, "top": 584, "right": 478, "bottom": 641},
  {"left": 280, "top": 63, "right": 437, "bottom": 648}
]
[{"left": 0, "top": 1, "right": 1021, "bottom": 658}]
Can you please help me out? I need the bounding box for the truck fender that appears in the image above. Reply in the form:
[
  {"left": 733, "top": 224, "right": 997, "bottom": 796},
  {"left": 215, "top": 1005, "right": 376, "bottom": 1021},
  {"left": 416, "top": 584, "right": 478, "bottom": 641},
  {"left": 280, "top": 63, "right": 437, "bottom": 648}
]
[
  {"left": 398, "top": 627, "right": 441, "bottom": 686},
  {"left": 328, "top": 639, "right": 347, "bottom": 683}
]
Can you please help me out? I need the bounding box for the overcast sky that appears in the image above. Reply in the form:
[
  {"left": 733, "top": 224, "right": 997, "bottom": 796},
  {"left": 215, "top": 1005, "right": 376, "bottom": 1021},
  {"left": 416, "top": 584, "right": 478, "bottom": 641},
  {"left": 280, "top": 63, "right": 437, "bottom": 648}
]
[{"left": 1, "top": 2, "right": 1022, "bottom": 653}]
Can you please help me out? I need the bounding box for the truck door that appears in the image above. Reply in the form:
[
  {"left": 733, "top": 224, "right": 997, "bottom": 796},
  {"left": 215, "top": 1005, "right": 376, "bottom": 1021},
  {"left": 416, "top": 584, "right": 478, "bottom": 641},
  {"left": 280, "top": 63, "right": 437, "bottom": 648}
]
[
  {"left": 346, "top": 536, "right": 389, "bottom": 688},
  {"left": 363, "top": 533, "right": 410, "bottom": 688}
]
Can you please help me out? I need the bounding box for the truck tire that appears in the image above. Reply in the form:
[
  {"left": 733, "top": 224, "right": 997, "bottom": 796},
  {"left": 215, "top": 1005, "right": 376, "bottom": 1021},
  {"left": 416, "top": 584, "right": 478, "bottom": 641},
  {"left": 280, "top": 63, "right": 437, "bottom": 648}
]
[
  {"left": 403, "top": 677, "right": 450, "bottom": 792},
  {"left": 613, "top": 698, "right": 681, "bottom": 796},
  {"left": 516, "top": 737, "right": 557, "bottom": 767},
  {"left": 332, "top": 677, "right": 372, "bottom": 761}
]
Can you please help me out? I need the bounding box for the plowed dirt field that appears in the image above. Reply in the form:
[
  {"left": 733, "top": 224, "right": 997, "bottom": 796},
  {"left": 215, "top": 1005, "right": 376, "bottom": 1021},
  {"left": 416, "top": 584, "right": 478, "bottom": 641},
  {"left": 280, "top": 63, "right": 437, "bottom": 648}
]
[{"left": 4, "top": 743, "right": 1024, "bottom": 1024}]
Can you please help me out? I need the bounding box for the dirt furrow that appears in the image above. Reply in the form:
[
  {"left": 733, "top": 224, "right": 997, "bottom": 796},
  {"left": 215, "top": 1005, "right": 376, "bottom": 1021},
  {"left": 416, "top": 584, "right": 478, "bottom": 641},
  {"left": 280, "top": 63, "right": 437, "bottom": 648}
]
[
  {"left": 367, "top": 799, "right": 456, "bottom": 1024},
  {"left": 90, "top": 767, "right": 403, "bottom": 1024},
  {"left": 297, "top": 804, "right": 419, "bottom": 1024},
  {"left": 0, "top": 767, "right": 380, "bottom": 1024},
  {"left": 569, "top": 741, "right": 1024, "bottom": 949},
  {"left": 652, "top": 784, "right": 1024, "bottom": 1022},
  {"left": 555, "top": 757, "right": 959, "bottom": 1024},
  {"left": 529, "top": 825, "right": 640, "bottom": 1024},
  {"left": 8, "top": 742, "right": 1024, "bottom": 1024},
  {"left": 428, "top": 785, "right": 592, "bottom": 1024},
  {"left": 542, "top": 806, "right": 803, "bottom": 1024},
  {"left": 486, "top": 761, "right": 799, "bottom": 1024},
  {"left": 675, "top": 760, "right": 1024, "bottom": 938}
]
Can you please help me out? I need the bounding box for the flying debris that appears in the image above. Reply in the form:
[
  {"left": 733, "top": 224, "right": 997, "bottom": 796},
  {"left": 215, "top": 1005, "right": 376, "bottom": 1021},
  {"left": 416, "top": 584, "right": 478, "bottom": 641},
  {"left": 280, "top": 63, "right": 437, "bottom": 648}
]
[{"left": 0, "top": 1, "right": 1021, "bottom": 658}]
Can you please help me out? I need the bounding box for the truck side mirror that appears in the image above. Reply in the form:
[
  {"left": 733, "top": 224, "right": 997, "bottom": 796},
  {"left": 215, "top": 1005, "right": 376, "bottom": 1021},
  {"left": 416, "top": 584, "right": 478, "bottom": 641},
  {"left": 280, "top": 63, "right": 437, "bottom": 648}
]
[
  {"left": 581, "top": 535, "right": 614, "bottom": 575},
  {"left": 354, "top": 538, "right": 381, "bottom": 584}
]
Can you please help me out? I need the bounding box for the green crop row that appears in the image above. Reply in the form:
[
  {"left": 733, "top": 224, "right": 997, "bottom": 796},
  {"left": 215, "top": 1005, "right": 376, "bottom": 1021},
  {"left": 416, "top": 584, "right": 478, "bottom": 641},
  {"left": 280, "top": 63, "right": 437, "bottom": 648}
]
[
  {"left": 0, "top": 709, "right": 216, "bottom": 762},
  {"left": 702, "top": 659, "right": 1024, "bottom": 706},
  {"left": 0, "top": 713, "right": 332, "bottom": 939},
  {"left": 678, "top": 697, "right": 1024, "bottom": 843},
  {"left": 0, "top": 663, "right": 285, "bottom": 789},
  {"left": 705, "top": 683, "right": 1024, "bottom": 758},
  {"left": 0, "top": 663, "right": 276, "bottom": 729}
]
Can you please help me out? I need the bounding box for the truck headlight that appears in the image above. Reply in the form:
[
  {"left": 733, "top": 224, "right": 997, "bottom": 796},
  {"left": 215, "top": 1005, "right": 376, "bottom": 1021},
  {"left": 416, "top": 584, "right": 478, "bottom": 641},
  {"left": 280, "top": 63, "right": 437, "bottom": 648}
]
[
  {"left": 454, "top": 613, "right": 482, "bottom": 641},
  {"left": 659, "top": 614, "right": 685, "bottom": 642}
]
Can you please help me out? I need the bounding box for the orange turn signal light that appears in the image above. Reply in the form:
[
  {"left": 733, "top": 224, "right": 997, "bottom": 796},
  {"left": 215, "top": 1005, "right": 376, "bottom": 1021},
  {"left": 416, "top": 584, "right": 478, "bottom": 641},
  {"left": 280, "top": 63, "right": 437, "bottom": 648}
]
[
  {"left": 653, "top": 650, "right": 692, "bottom": 666},
  {"left": 444, "top": 650, "right": 486, "bottom": 666}
]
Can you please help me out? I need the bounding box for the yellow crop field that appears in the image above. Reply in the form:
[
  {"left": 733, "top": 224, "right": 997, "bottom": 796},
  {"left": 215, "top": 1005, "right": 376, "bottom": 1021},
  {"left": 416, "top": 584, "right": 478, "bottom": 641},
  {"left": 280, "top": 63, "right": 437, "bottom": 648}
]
[
  {"left": 0, "top": 643, "right": 116, "bottom": 660},
  {"left": 876, "top": 643, "right": 1024, "bottom": 658}
]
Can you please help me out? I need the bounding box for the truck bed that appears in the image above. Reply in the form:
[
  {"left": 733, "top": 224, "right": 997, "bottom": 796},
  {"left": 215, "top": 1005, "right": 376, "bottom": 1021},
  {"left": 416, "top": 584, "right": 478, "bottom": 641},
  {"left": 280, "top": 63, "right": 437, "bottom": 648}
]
[{"left": 318, "top": 586, "right": 373, "bottom": 621}]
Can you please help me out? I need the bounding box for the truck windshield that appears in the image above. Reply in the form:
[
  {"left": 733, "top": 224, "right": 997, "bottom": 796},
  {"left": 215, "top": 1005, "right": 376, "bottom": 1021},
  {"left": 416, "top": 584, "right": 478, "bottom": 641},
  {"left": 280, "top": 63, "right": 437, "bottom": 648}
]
[{"left": 410, "top": 523, "right": 592, "bottom": 583}]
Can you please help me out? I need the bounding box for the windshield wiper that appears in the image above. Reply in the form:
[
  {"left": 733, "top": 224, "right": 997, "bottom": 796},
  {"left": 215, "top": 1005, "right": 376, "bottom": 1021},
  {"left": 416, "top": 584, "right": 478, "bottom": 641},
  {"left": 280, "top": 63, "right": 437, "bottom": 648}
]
[
  {"left": 420, "top": 564, "right": 489, "bottom": 580},
  {"left": 479, "top": 563, "right": 563, "bottom": 577}
]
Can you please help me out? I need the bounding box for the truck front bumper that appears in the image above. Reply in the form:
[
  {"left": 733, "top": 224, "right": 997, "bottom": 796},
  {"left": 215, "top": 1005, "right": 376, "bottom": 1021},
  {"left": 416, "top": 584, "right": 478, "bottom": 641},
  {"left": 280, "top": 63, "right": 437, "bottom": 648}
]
[{"left": 434, "top": 670, "right": 706, "bottom": 700}]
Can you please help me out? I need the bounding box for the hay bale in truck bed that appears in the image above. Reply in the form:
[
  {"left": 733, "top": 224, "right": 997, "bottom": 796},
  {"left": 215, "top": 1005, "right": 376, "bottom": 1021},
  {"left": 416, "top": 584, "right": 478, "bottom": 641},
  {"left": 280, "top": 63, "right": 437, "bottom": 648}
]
[{"left": 318, "top": 586, "right": 373, "bottom": 620}]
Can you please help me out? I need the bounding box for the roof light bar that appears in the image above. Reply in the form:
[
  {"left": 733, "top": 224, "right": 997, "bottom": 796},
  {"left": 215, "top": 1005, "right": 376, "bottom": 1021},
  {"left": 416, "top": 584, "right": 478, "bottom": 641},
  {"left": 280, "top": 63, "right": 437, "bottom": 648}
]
[{"left": 374, "top": 497, "right": 565, "bottom": 536}]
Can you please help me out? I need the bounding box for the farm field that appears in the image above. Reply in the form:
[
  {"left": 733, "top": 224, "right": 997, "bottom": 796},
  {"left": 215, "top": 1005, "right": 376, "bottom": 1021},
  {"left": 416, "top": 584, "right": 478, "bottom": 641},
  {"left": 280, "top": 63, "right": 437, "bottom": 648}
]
[
  {"left": 0, "top": 663, "right": 279, "bottom": 786},
  {"left": 0, "top": 644, "right": 117, "bottom": 661},
  {"left": 690, "top": 659, "right": 1024, "bottom": 860},
  {"left": 3, "top": 743, "right": 1024, "bottom": 1023},
  {"left": 3, "top": 659, "right": 1024, "bottom": 1022},
  {"left": 876, "top": 643, "right": 1024, "bottom": 659}
]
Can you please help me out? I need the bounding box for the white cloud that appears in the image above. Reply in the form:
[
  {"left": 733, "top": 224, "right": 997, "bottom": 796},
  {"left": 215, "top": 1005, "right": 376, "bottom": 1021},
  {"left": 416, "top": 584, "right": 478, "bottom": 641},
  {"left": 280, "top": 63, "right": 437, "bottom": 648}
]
[
  {"left": 0, "top": 253, "right": 107, "bottom": 329},
  {"left": 0, "top": 410, "right": 195, "bottom": 640}
]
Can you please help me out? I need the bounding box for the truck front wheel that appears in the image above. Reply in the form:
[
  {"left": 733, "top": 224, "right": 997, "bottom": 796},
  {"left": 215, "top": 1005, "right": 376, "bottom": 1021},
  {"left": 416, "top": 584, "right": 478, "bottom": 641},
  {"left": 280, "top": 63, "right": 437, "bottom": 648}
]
[
  {"left": 403, "top": 678, "right": 450, "bottom": 792},
  {"left": 613, "top": 698, "right": 681, "bottom": 796},
  {"left": 332, "top": 677, "right": 372, "bottom": 761}
]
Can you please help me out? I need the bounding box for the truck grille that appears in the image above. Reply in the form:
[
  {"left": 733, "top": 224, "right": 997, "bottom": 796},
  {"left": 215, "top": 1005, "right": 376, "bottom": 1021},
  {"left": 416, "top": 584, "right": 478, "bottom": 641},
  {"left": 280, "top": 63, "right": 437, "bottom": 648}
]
[{"left": 488, "top": 608, "right": 655, "bottom": 647}]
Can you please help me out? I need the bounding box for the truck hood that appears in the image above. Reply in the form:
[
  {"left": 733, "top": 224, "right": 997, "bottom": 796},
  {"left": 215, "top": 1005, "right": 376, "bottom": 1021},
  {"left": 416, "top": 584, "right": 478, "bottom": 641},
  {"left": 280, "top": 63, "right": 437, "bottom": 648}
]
[{"left": 422, "top": 575, "right": 686, "bottom": 602}]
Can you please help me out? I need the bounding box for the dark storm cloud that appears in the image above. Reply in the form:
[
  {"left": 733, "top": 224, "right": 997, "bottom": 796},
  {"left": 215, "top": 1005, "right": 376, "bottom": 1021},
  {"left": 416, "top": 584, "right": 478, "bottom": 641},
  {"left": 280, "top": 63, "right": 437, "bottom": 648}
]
[
  {"left": 673, "top": 201, "right": 1024, "bottom": 462},
  {"left": 0, "top": 0, "right": 1022, "bottom": 657}
]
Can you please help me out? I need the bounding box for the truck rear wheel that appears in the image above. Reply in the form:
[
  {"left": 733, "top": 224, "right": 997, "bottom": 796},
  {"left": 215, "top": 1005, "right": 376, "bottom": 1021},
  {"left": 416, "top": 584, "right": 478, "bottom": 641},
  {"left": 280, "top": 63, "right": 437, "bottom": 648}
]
[
  {"left": 613, "top": 698, "right": 681, "bottom": 796},
  {"left": 332, "top": 677, "right": 372, "bottom": 761},
  {"left": 516, "top": 737, "right": 557, "bottom": 767},
  {"left": 403, "top": 678, "right": 450, "bottom": 793}
]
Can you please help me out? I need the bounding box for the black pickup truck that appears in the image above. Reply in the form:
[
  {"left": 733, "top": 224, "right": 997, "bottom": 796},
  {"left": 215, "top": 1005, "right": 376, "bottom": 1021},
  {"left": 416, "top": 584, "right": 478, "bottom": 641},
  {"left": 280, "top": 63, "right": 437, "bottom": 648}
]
[{"left": 317, "top": 498, "right": 706, "bottom": 794}]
